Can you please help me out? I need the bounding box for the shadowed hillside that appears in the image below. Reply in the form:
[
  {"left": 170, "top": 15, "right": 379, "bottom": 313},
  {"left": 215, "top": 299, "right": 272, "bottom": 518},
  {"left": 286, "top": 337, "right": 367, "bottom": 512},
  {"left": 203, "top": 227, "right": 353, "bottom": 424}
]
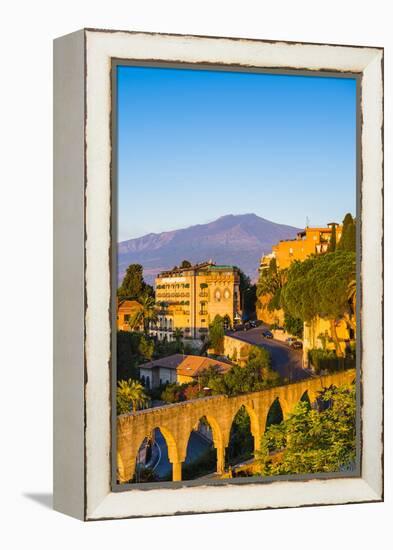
[{"left": 118, "top": 214, "right": 301, "bottom": 284}]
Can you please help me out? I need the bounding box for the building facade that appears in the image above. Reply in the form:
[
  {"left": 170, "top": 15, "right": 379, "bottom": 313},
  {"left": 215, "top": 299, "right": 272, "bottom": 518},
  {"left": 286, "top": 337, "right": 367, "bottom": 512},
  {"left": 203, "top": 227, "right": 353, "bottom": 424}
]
[
  {"left": 152, "top": 261, "right": 241, "bottom": 341},
  {"left": 259, "top": 222, "right": 342, "bottom": 272},
  {"left": 117, "top": 299, "right": 143, "bottom": 331},
  {"left": 139, "top": 353, "right": 233, "bottom": 389}
]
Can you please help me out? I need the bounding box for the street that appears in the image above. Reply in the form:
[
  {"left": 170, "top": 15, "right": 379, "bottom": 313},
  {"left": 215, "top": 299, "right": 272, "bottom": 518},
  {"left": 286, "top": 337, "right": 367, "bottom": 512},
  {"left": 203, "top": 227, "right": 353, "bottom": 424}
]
[
  {"left": 146, "top": 428, "right": 212, "bottom": 480},
  {"left": 227, "top": 326, "right": 312, "bottom": 381}
]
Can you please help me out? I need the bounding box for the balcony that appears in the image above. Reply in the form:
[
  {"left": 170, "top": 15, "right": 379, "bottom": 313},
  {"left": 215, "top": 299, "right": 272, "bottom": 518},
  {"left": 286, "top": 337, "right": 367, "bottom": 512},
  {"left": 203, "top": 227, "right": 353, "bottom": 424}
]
[
  {"left": 199, "top": 311, "right": 208, "bottom": 316},
  {"left": 199, "top": 292, "right": 209, "bottom": 297}
]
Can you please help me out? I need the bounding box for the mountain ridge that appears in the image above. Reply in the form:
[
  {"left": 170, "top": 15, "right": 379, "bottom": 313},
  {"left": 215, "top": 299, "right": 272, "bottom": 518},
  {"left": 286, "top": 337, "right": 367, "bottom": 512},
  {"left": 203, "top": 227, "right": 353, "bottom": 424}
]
[{"left": 118, "top": 213, "right": 301, "bottom": 284}]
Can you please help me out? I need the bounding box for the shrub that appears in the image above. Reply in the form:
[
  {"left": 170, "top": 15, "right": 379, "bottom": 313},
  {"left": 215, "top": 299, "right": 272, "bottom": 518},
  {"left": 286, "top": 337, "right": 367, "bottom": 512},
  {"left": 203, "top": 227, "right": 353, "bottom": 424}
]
[{"left": 308, "top": 349, "right": 355, "bottom": 374}]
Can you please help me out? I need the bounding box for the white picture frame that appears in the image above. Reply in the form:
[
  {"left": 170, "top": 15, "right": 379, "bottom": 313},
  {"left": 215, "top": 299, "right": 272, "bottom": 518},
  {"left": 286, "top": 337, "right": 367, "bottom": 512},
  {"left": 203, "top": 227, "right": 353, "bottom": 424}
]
[{"left": 53, "top": 28, "right": 383, "bottom": 521}]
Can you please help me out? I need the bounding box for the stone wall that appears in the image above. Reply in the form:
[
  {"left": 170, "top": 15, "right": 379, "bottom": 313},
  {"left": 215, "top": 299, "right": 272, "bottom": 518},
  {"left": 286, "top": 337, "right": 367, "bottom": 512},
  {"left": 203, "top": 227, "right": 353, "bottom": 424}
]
[{"left": 222, "top": 335, "right": 256, "bottom": 365}]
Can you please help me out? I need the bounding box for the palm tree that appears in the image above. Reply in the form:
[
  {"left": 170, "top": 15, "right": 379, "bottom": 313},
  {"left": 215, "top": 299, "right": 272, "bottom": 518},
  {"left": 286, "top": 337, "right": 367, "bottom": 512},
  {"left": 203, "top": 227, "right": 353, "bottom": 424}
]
[
  {"left": 128, "top": 294, "right": 158, "bottom": 334},
  {"left": 117, "top": 379, "right": 149, "bottom": 415}
]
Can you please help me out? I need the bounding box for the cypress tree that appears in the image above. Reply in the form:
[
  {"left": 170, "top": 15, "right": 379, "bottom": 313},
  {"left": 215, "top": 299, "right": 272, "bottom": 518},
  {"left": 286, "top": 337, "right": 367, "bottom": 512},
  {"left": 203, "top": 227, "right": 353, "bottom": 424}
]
[{"left": 338, "top": 213, "right": 355, "bottom": 252}]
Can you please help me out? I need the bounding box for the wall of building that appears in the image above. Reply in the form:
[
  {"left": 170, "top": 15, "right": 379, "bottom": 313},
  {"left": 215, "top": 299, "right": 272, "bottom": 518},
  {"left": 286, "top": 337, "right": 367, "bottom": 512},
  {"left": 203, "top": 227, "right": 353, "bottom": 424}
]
[
  {"left": 117, "top": 300, "right": 143, "bottom": 331},
  {"left": 303, "top": 316, "right": 354, "bottom": 366},
  {"left": 264, "top": 224, "right": 343, "bottom": 271},
  {"left": 139, "top": 366, "right": 177, "bottom": 389},
  {"left": 222, "top": 335, "right": 256, "bottom": 366},
  {"left": 155, "top": 264, "right": 241, "bottom": 339},
  {"left": 256, "top": 294, "right": 285, "bottom": 325}
]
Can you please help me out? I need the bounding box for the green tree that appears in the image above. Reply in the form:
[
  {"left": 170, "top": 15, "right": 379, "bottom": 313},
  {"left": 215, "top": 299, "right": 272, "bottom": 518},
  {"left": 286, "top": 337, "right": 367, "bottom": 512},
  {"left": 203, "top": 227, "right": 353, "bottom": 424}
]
[
  {"left": 117, "top": 263, "right": 153, "bottom": 299},
  {"left": 328, "top": 224, "right": 337, "bottom": 252},
  {"left": 348, "top": 277, "right": 356, "bottom": 315},
  {"left": 138, "top": 336, "right": 154, "bottom": 361},
  {"left": 116, "top": 330, "right": 143, "bottom": 381},
  {"left": 256, "top": 384, "right": 356, "bottom": 475},
  {"left": 338, "top": 213, "right": 356, "bottom": 252},
  {"left": 232, "top": 266, "right": 257, "bottom": 320},
  {"left": 199, "top": 347, "right": 280, "bottom": 397},
  {"left": 129, "top": 294, "right": 158, "bottom": 334},
  {"left": 283, "top": 312, "right": 303, "bottom": 338},
  {"left": 161, "top": 383, "right": 185, "bottom": 404},
  {"left": 209, "top": 315, "right": 225, "bottom": 354},
  {"left": 117, "top": 379, "right": 149, "bottom": 415},
  {"left": 280, "top": 251, "right": 355, "bottom": 356},
  {"left": 257, "top": 259, "right": 287, "bottom": 312}
]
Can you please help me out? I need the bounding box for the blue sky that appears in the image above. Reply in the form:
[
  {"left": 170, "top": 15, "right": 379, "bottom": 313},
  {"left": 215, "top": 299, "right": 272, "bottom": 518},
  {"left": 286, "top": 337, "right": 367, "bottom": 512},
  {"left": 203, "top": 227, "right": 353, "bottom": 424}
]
[{"left": 117, "top": 65, "right": 357, "bottom": 241}]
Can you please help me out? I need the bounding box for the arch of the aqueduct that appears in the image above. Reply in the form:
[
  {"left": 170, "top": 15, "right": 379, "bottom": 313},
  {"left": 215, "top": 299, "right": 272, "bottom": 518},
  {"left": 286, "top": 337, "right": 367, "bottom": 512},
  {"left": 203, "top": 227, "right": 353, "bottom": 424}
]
[{"left": 117, "top": 369, "right": 356, "bottom": 483}]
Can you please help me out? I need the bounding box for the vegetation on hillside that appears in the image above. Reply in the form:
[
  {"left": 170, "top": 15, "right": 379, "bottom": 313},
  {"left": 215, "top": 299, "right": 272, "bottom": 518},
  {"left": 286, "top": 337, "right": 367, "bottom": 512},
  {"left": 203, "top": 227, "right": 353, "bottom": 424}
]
[
  {"left": 256, "top": 384, "right": 356, "bottom": 475},
  {"left": 281, "top": 250, "right": 355, "bottom": 356},
  {"left": 160, "top": 347, "right": 281, "bottom": 404}
]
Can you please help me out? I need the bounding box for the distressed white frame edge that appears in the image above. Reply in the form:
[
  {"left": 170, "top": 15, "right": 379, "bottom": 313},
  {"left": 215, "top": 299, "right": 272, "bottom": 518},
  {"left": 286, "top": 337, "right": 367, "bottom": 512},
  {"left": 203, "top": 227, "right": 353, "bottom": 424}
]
[{"left": 54, "top": 29, "right": 383, "bottom": 521}]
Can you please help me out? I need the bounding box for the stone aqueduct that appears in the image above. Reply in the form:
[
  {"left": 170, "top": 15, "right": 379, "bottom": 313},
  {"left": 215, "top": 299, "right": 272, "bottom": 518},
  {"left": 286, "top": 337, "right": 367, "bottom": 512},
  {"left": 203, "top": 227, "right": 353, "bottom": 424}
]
[{"left": 117, "top": 369, "right": 356, "bottom": 483}]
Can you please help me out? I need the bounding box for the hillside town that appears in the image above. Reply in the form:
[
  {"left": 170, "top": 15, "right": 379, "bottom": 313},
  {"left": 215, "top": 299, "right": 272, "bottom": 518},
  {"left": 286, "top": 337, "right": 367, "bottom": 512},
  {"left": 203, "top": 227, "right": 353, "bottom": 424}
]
[{"left": 116, "top": 213, "right": 356, "bottom": 484}]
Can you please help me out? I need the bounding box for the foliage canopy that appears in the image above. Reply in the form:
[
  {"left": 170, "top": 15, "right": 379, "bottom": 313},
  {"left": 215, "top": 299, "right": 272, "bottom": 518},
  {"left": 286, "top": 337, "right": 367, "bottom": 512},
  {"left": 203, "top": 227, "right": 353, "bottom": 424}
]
[{"left": 256, "top": 384, "right": 356, "bottom": 475}]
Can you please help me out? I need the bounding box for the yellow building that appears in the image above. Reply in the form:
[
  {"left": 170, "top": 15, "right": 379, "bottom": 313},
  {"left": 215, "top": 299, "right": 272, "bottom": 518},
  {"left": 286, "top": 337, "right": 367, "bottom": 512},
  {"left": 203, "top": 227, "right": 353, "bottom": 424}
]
[
  {"left": 117, "top": 299, "right": 143, "bottom": 331},
  {"left": 152, "top": 261, "right": 241, "bottom": 341},
  {"left": 259, "top": 222, "right": 343, "bottom": 272},
  {"left": 303, "top": 316, "right": 356, "bottom": 367}
]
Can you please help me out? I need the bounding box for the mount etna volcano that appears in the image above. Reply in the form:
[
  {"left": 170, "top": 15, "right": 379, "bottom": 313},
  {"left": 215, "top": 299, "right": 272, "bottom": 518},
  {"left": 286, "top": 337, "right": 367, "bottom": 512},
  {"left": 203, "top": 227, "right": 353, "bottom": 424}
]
[{"left": 118, "top": 214, "right": 301, "bottom": 284}]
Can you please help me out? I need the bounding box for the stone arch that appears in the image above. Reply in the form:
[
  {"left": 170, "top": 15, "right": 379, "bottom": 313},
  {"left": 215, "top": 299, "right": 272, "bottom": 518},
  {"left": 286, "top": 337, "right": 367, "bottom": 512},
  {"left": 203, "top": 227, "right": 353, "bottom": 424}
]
[
  {"left": 227, "top": 405, "right": 255, "bottom": 468},
  {"left": 132, "top": 424, "right": 181, "bottom": 483},
  {"left": 306, "top": 388, "right": 318, "bottom": 405},
  {"left": 265, "top": 397, "right": 284, "bottom": 431},
  {"left": 234, "top": 403, "right": 261, "bottom": 453},
  {"left": 300, "top": 390, "right": 311, "bottom": 405},
  {"left": 182, "top": 415, "right": 220, "bottom": 479}
]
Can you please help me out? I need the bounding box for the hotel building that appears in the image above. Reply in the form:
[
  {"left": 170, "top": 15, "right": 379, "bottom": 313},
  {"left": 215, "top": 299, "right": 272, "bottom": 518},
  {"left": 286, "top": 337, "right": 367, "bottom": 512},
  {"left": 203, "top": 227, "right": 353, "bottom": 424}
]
[
  {"left": 152, "top": 261, "right": 241, "bottom": 341},
  {"left": 259, "top": 222, "right": 343, "bottom": 272}
]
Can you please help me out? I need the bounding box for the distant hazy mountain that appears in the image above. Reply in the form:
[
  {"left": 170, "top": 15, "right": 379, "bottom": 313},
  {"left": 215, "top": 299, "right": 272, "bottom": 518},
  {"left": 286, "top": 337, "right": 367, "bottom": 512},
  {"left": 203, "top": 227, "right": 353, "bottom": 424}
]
[{"left": 118, "top": 213, "right": 301, "bottom": 285}]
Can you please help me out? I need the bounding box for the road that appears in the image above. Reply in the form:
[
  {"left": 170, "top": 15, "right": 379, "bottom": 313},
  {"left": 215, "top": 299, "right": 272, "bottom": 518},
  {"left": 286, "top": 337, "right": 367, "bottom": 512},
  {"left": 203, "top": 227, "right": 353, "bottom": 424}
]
[
  {"left": 227, "top": 326, "right": 312, "bottom": 381},
  {"left": 147, "top": 428, "right": 212, "bottom": 480}
]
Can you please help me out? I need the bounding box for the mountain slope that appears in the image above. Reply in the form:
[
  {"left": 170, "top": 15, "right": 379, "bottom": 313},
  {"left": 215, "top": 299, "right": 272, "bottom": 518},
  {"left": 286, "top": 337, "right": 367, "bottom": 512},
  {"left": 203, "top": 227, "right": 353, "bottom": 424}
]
[{"left": 118, "top": 214, "right": 301, "bottom": 284}]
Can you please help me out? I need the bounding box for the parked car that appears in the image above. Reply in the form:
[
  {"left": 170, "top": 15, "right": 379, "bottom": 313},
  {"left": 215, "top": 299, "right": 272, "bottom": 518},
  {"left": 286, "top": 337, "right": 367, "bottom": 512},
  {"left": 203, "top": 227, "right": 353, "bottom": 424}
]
[
  {"left": 285, "top": 337, "right": 297, "bottom": 345},
  {"left": 248, "top": 320, "right": 257, "bottom": 328},
  {"left": 243, "top": 322, "right": 252, "bottom": 331},
  {"left": 262, "top": 330, "right": 273, "bottom": 339},
  {"left": 235, "top": 324, "right": 245, "bottom": 332},
  {"left": 291, "top": 340, "right": 303, "bottom": 350}
]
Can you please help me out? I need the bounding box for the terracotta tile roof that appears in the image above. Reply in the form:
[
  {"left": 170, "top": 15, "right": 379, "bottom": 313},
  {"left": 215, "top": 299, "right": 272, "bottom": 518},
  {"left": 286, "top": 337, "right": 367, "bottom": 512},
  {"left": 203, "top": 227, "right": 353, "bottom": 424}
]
[
  {"left": 139, "top": 354, "right": 232, "bottom": 378},
  {"left": 176, "top": 356, "right": 232, "bottom": 378},
  {"left": 139, "top": 354, "right": 185, "bottom": 371}
]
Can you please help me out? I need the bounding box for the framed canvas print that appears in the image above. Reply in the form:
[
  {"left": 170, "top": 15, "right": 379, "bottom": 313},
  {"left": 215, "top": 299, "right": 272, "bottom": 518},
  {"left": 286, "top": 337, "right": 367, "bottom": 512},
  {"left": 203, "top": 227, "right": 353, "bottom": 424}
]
[{"left": 53, "top": 29, "right": 384, "bottom": 521}]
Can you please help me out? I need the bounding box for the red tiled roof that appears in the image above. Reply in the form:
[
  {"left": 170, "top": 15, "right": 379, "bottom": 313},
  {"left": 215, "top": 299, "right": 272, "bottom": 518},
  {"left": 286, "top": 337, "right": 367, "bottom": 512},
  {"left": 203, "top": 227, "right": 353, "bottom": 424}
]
[
  {"left": 177, "top": 356, "right": 231, "bottom": 378},
  {"left": 140, "top": 354, "right": 232, "bottom": 378}
]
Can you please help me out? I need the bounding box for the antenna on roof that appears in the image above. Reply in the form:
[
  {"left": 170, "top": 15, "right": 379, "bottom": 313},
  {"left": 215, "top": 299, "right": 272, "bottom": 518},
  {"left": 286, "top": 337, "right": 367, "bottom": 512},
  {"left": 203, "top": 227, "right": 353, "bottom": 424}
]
[{"left": 306, "top": 216, "right": 310, "bottom": 228}]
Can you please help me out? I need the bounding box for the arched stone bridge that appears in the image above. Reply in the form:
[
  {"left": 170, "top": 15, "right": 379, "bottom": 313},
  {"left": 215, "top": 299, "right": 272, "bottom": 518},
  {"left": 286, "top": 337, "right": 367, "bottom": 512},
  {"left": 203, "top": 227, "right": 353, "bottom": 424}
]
[{"left": 117, "top": 369, "right": 356, "bottom": 483}]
